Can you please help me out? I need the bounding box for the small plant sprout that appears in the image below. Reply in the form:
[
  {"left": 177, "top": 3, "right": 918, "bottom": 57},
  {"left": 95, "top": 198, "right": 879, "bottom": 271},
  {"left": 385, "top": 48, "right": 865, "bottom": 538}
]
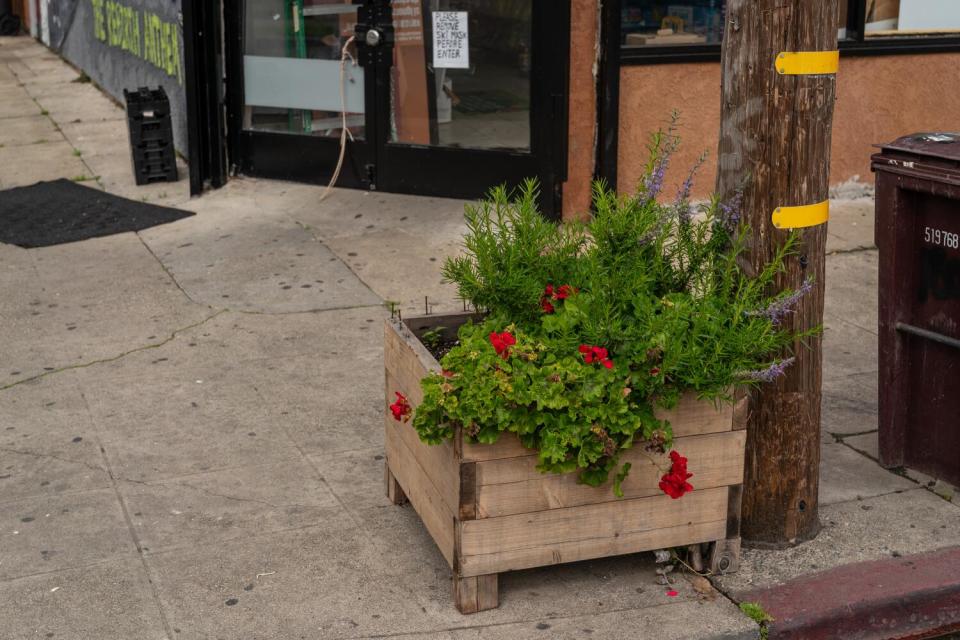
[{"left": 421, "top": 327, "right": 447, "bottom": 351}]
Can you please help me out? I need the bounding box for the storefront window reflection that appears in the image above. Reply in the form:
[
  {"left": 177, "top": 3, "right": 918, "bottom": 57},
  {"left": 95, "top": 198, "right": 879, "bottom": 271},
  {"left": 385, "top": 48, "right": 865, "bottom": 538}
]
[
  {"left": 242, "top": 0, "right": 364, "bottom": 139},
  {"left": 865, "top": 0, "right": 960, "bottom": 37},
  {"left": 390, "top": 0, "right": 532, "bottom": 151},
  {"left": 621, "top": 1, "right": 725, "bottom": 47}
]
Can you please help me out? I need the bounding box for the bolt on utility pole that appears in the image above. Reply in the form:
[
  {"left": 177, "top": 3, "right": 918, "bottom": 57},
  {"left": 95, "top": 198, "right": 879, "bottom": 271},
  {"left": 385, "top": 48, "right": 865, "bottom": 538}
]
[{"left": 716, "top": 1, "right": 838, "bottom": 547}]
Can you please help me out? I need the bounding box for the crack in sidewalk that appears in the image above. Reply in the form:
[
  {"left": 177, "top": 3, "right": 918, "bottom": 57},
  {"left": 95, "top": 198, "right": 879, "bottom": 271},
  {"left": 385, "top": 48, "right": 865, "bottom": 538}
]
[
  {"left": 136, "top": 222, "right": 385, "bottom": 317},
  {"left": 135, "top": 232, "right": 209, "bottom": 308},
  {"left": 286, "top": 216, "right": 384, "bottom": 305},
  {"left": 0, "top": 310, "right": 227, "bottom": 392},
  {"left": 827, "top": 245, "right": 877, "bottom": 256},
  {"left": 0, "top": 447, "right": 107, "bottom": 475}
]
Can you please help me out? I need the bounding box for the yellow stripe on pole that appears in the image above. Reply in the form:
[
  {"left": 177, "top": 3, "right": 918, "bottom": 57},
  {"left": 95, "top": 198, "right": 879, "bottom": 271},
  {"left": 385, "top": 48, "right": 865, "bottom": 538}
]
[
  {"left": 775, "top": 51, "right": 839, "bottom": 75},
  {"left": 772, "top": 200, "right": 830, "bottom": 230}
]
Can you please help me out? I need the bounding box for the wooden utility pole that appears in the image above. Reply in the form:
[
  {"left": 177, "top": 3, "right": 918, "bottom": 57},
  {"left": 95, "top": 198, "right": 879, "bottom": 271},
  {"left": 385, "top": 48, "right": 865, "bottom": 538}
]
[{"left": 717, "top": 1, "right": 838, "bottom": 546}]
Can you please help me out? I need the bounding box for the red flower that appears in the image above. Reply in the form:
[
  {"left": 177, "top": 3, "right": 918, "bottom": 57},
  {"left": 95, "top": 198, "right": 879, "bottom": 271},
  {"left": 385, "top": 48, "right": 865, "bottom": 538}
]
[
  {"left": 489, "top": 331, "right": 516, "bottom": 359},
  {"left": 650, "top": 367, "right": 661, "bottom": 377},
  {"left": 659, "top": 450, "right": 693, "bottom": 499},
  {"left": 540, "top": 285, "right": 556, "bottom": 314},
  {"left": 579, "top": 345, "right": 614, "bottom": 369},
  {"left": 389, "top": 392, "right": 412, "bottom": 423},
  {"left": 540, "top": 284, "right": 576, "bottom": 314}
]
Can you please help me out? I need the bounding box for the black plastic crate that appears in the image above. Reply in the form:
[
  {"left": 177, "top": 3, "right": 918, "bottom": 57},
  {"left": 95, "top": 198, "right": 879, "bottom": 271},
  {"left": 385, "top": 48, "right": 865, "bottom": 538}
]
[{"left": 124, "top": 87, "right": 178, "bottom": 185}]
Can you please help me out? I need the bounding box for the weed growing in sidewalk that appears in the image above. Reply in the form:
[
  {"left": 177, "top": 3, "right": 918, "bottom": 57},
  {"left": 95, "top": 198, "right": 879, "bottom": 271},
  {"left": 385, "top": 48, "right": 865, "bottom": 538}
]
[{"left": 739, "top": 602, "right": 774, "bottom": 639}]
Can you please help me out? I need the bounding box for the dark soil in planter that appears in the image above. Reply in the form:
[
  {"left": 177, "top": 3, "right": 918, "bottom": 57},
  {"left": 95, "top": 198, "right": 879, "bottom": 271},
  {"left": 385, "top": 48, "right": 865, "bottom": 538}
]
[{"left": 424, "top": 338, "right": 459, "bottom": 362}]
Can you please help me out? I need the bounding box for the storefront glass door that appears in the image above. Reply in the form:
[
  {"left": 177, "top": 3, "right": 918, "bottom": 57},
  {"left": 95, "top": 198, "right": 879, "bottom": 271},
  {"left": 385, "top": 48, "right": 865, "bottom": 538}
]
[{"left": 226, "top": 0, "right": 569, "bottom": 218}]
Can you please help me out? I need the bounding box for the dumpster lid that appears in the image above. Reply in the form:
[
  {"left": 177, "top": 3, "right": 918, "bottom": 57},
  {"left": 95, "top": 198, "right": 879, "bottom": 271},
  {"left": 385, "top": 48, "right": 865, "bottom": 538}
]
[{"left": 876, "top": 132, "right": 960, "bottom": 163}]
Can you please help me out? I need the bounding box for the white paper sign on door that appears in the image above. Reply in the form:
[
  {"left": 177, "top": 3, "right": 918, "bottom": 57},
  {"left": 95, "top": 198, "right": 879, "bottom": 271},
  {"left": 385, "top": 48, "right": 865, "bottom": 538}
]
[{"left": 432, "top": 11, "right": 469, "bottom": 69}]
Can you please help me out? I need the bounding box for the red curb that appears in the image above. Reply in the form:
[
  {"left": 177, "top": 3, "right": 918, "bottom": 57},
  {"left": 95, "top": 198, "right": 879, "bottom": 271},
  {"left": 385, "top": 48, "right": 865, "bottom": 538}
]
[{"left": 739, "top": 545, "right": 960, "bottom": 640}]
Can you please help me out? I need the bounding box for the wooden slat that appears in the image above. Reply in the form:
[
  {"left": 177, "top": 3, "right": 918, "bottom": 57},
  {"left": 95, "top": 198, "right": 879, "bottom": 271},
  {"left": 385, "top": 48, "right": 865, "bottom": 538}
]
[
  {"left": 385, "top": 415, "right": 456, "bottom": 568},
  {"left": 461, "top": 486, "right": 727, "bottom": 556},
  {"left": 726, "top": 483, "right": 743, "bottom": 539},
  {"left": 461, "top": 435, "right": 538, "bottom": 462},
  {"left": 459, "top": 462, "right": 478, "bottom": 520},
  {"left": 461, "top": 394, "right": 734, "bottom": 462},
  {"left": 384, "top": 369, "right": 460, "bottom": 516},
  {"left": 459, "top": 489, "right": 729, "bottom": 577},
  {"left": 474, "top": 431, "right": 746, "bottom": 518},
  {"left": 655, "top": 395, "right": 734, "bottom": 436},
  {"left": 732, "top": 390, "right": 750, "bottom": 431},
  {"left": 384, "top": 319, "right": 438, "bottom": 406},
  {"left": 452, "top": 573, "right": 499, "bottom": 613},
  {"left": 460, "top": 519, "right": 727, "bottom": 577}
]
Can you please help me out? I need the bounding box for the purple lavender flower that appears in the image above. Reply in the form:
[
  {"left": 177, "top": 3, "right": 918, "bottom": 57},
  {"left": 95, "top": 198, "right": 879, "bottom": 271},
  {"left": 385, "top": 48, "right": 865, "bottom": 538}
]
[
  {"left": 675, "top": 174, "right": 695, "bottom": 205},
  {"left": 643, "top": 158, "right": 670, "bottom": 201},
  {"left": 746, "top": 357, "right": 796, "bottom": 382},
  {"left": 674, "top": 150, "right": 708, "bottom": 208},
  {"left": 757, "top": 279, "right": 814, "bottom": 325},
  {"left": 717, "top": 190, "right": 743, "bottom": 230}
]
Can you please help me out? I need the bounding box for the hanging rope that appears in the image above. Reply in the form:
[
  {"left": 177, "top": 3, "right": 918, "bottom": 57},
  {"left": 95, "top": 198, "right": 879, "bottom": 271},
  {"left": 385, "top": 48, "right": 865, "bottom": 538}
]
[{"left": 320, "top": 34, "right": 358, "bottom": 202}]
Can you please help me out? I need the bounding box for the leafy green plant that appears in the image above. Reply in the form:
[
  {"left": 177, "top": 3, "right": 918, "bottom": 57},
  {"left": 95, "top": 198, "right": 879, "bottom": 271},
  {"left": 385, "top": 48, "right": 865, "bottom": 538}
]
[
  {"left": 739, "top": 602, "right": 774, "bottom": 639},
  {"left": 421, "top": 327, "right": 447, "bottom": 351},
  {"left": 404, "top": 128, "right": 813, "bottom": 495}
]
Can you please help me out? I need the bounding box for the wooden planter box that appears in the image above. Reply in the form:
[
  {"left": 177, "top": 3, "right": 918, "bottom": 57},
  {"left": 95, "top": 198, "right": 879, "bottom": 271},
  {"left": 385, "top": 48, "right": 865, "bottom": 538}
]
[{"left": 384, "top": 312, "right": 745, "bottom": 613}]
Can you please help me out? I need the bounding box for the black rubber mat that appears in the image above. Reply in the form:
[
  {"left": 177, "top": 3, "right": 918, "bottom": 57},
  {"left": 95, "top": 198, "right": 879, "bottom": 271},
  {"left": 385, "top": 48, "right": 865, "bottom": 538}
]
[{"left": 0, "top": 179, "right": 194, "bottom": 248}]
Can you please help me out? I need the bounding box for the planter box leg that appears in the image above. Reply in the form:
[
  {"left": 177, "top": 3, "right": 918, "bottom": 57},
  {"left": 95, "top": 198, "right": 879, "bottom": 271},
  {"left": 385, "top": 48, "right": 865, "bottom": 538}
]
[
  {"left": 709, "top": 537, "right": 741, "bottom": 574},
  {"left": 385, "top": 463, "right": 407, "bottom": 506},
  {"left": 453, "top": 573, "right": 498, "bottom": 614}
]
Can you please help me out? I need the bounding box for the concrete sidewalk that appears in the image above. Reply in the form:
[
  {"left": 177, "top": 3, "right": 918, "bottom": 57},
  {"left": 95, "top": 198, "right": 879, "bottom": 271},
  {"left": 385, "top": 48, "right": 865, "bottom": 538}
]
[{"left": 2, "top": 35, "right": 958, "bottom": 640}]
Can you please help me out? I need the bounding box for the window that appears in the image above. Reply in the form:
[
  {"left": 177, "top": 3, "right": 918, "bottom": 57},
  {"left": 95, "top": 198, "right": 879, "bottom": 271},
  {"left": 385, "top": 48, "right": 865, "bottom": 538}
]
[
  {"left": 618, "top": 0, "right": 960, "bottom": 62},
  {"left": 864, "top": 0, "right": 960, "bottom": 37},
  {"left": 621, "top": 1, "right": 725, "bottom": 47}
]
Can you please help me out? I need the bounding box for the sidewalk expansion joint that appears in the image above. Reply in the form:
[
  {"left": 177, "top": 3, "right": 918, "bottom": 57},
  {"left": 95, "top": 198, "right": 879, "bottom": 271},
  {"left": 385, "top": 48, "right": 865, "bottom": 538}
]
[
  {"left": 288, "top": 216, "right": 384, "bottom": 304},
  {"left": 113, "top": 475, "right": 310, "bottom": 512},
  {"left": 94, "top": 429, "right": 178, "bottom": 639},
  {"left": 0, "top": 309, "right": 226, "bottom": 392},
  {"left": 336, "top": 599, "right": 737, "bottom": 640},
  {"left": 233, "top": 302, "right": 386, "bottom": 317},
  {"left": 827, "top": 245, "right": 877, "bottom": 256},
  {"left": 0, "top": 447, "right": 107, "bottom": 477},
  {"left": 830, "top": 428, "right": 879, "bottom": 439},
  {"left": 135, "top": 232, "right": 207, "bottom": 307}
]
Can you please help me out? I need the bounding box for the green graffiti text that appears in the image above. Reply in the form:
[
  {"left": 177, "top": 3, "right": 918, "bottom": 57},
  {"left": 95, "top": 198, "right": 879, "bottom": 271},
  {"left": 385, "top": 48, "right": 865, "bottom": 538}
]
[{"left": 88, "top": 0, "right": 182, "bottom": 85}]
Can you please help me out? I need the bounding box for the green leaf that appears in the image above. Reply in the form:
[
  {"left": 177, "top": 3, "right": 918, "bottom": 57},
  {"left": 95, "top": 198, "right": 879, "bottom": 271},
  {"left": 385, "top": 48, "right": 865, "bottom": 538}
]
[{"left": 613, "top": 462, "right": 632, "bottom": 498}]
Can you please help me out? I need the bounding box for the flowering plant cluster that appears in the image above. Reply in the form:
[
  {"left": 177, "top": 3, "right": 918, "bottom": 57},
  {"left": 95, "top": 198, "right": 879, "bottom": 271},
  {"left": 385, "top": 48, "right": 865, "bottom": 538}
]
[
  {"left": 659, "top": 451, "right": 694, "bottom": 499},
  {"left": 400, "top": 129, "right": 812, "bottom": 497}
]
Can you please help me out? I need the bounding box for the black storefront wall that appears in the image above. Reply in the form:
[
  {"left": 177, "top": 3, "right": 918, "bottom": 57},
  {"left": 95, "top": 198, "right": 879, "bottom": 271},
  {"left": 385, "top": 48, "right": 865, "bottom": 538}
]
[
  {"left": 47, "top": 1, "right": 571, "bottom": 208},
  {"left": 47, "top": 0, "right": 189, "bottom": 154}
]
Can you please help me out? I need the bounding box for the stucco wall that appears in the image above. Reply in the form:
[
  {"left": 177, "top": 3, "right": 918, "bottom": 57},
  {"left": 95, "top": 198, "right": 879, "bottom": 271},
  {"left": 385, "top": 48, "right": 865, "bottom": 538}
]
[
  {"left": 562, "top": 0, "right": 598, "bottom": 220},
  {"left": 43, "top": 0, "right": 187, "bottom": 153},
  {"left": 617, "top": 53, "right": 960, "bottom": 199}
]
